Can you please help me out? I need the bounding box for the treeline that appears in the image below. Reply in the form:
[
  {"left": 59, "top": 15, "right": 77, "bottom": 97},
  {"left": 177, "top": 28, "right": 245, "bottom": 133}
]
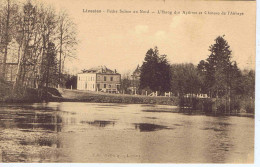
[
  {"left": 138, "top": 36, "right": 255, "bottom": 114},
  {"left": 0, "top": 0, "right": 77, "bottom": 97}
]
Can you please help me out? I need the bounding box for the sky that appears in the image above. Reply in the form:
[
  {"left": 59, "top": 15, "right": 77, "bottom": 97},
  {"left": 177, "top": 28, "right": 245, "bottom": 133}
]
[{"left": 41, "top": 0, "right": 256, "bottom": 74}]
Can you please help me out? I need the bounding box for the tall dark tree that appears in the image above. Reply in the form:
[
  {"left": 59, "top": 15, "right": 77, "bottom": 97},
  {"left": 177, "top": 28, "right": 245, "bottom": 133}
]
[
  {"left": 198, "top": 35, "right": 234, "bottom": 97},
  {"left": 197, "top": 35, "right": 245, "bottom": 113},
  {"left": 42, "top": 42, "right": 58, "bottom": 89},
  {"left": 140, "top": 46, "right": 171, "bottom": 93}
]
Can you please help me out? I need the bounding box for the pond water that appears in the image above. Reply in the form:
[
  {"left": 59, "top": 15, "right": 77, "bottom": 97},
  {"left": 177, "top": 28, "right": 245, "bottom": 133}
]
[{"left": 0, "top": 102, "right": 254, "bottom": 163}]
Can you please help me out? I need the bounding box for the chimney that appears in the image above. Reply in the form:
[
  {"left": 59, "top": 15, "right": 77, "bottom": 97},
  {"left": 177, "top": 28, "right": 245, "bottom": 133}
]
[{"left": 114, "top": 69, "right": 117, "bottom": 73}]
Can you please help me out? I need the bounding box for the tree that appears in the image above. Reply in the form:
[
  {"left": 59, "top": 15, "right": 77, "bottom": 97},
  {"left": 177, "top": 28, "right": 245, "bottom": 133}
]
[
  {"left": 197, "top": 35, "right": 244, "bottom": 113},
  {"left": 0, "top": 0, "right": 18, "bottom": 80},
  {"left": 197, "top": 35, "right": 233, "bottom": 98},
  {"left": 40, "top": 42, "right": 58, "bottom": 90},
  {"left": 0, "top": 0, "right": 78, "bottom": 100},
  {"left": 56, "top": 11, "right": 77, "bottom": 85},
  {"left": 171, "top": 63, "right": 201, "bottom": 96},
  {"left": 13, "top": 1, "right": 37, "bottom": 89},
  {"left": 239, "top": 69, "right": 255, "bottom": 98},
  {"left": 140, "top": 46, "right": 171, "bottom": 93},
  {"left": 65, "top": 75, "right": 77, "bottom": 89},
  {"left": 120, "top": 71, "right": 131, "bottom": 94}
]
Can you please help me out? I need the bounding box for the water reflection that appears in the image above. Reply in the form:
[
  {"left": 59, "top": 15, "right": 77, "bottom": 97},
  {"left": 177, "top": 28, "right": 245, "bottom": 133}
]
[
  {"left": 19, "top": 137, "right": 62, "bottom": 148},
  {"left": 81, "top": 120, "right": 115, "bottom": 127},
  {"left": 0, "top": 105, "right": 63, "bottom": 132},
  {"left": 142, "top": 109, "right": 176, "bottom": 113},
  {"left": 0, "top": 102, "right": 255, "bottom": 163},
  {"left": 145, "top": 117, "right": 157, "bottom": 119},
  {"left": 134, "top": 123, "right": 170, "bottom": 132}
]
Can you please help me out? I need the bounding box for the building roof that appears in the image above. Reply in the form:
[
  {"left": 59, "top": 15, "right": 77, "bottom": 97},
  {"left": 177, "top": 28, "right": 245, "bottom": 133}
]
[
  {"left": 81, "top": 65, "right": 119, "bottom": 74},
  {"left": 132, "top": 65, "right": 141, "bottom": 77}
]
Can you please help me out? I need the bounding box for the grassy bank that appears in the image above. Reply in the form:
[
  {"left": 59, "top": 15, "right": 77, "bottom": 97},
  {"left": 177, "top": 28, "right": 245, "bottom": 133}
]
[
  {"left": 0, "top": 80, "right": 61, "bottom": 103},
  {"left": 0, "top": 80, "right": 254, "bottom": 115},
  {"left": 59, "top": 89, "right": 179, "bottom": 105},
  {"left": 1, "top": 80, "right": 179, "bottom": 105}
]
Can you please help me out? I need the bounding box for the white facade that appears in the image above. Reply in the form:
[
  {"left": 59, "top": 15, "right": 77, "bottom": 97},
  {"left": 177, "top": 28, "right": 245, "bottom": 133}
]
[
  {"left": 77, "top": 66, "right": 121, "bottom": 93},
  {"left": 77, "top": 73, "right": 96, "bottom": 91}
]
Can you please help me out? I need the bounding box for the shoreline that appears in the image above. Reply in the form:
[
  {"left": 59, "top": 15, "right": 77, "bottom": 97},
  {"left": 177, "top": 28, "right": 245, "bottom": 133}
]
[
  {"left": 0, "top": 89, "right": 255, "bottom": 118},
  {"left": 0, "top": 89, "right": 179, "bottom": 105},
  {"left": 55, "top": 89, "right": 179, "bottom": 105}
]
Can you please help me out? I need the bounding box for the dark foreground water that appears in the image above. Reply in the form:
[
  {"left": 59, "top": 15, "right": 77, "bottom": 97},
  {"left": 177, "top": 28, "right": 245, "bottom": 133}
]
[{"left": 0, "top": 102, "right": 254, "bottom": 163}]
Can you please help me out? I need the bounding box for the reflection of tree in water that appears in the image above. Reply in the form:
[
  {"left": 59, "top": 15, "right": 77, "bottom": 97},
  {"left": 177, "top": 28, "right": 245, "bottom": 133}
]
[
  {"left": 202, "top": 118, "right": 234, "bottom": 163},
  {"left": 19, "top": 135, "right": 63, "bottom": 148},
  {"left": 84, "top": 120, "right": 115, "bottom": 127},
  {"left": 14, "top": 112, "right": 63, "bottom": 132},
  {"left": 0, "top": 105, "right": 63, "bottom": 132},
  {"left": 0, "top": 108, "right": 64, "bottom": 162},
  {"left": 134, "top": 123, "right": 169, "bottom": 132}
]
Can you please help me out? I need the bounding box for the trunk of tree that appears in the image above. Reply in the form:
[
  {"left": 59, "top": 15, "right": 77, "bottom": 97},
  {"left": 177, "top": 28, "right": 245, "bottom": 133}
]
[
  {"left": 215, "top": 89, "right": 218, "bottom": 115},
  {"left": 228, "top": 86, "right": 231, "bottom": 114},
  {"left": 2, "top": 0, "right": 10, "bottom": 80},
  {"left": 59, "top": 23, "right": 63, "bottom": 85}
]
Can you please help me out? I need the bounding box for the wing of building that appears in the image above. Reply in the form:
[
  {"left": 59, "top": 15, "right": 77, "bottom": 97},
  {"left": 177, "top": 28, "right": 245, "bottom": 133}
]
[{"left": 77, "top": 65, "right": 121, "bottom": 93}]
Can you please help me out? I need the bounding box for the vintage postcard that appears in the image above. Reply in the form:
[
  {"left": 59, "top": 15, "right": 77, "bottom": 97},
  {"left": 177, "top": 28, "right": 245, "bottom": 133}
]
[{"left": 0, "top": 0, "right": 256, "bottom": 164}]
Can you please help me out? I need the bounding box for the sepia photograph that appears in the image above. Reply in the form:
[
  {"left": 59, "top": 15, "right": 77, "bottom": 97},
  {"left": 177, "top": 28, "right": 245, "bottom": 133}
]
[{"left": 0, "top": 0, "right": 257, "bottom": 164}]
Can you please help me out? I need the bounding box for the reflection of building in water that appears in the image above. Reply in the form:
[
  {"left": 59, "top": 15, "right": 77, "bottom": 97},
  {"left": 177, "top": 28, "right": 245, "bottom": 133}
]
[{"left": 77, "top": 66, "right": 121, "bottom": 93}]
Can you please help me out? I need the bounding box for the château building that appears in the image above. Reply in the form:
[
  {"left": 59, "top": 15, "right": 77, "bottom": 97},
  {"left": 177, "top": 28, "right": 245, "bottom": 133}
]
[{"left": 77, "top": 66, "right": 121, "bottom": 93}]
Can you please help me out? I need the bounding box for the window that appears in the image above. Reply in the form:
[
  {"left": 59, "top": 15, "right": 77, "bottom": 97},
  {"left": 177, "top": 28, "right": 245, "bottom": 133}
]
[
  {"left": 110, "top": 77, "right": 113, "bottom": 81},
  {"left": 104, "top": 84, "right": 106, "bottom": 88},
  {"left": 109, "top": 84, "right": 111, "bottom": 88},
  {"left": 104, "top": 76, "right": 106, "bottom": 81}
]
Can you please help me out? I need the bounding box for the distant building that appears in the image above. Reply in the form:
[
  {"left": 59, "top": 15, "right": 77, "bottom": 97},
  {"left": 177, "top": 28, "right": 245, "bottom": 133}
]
[
  {"left": 77, "top": 66, "right": 121, "bottom": 93},
  {"left": 129, "top": 65, "right": 141, "bottom": 94}
]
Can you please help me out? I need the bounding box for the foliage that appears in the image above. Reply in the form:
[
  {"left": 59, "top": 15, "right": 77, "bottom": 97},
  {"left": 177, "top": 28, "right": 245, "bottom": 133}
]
[
  {"left": 121, "top": 77, "right": 131, "bottom": 94},
  {"left": 140, "top": 46, "right": 171, "bottom": 93},
  {"left": 41, "top": 42, "right": 58, "bottom": 88},
  {"left": 171, "top": 63, "right": 201, "bottom": 96},
  {"left": 0, "top": 0, "right": 78, "bottom": 95},
  {"left": 197, "top": 35, "right": 254, "bottom": 113},
  {"left": 65, "top": 75, "right": 77, "bottom": 89},
  {"left": 197, "top": 35, "right": 237, "bottom": 97}
]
